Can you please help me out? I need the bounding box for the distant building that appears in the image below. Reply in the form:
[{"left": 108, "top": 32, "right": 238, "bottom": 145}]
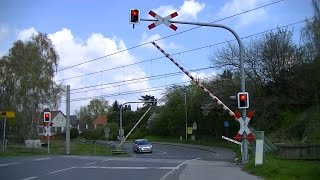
[
  {"left": 37, "top": 111, "right": 71, "bottom": 135},
  {"left": 93, "top": 115, "right": 108, "bottom": 129}
]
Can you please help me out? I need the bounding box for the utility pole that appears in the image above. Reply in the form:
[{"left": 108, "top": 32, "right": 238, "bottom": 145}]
[
  {"left": 184, "top": 93, "right": 188, "bottom": 140},
  {"left": 66, "top": 85, "right": 70, "bottom": 155}
]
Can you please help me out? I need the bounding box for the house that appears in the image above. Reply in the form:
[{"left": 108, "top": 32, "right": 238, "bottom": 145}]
[
  {"left": 37, "top": 111, "right": 71, "bottom": 135},
  {"left": 93, "top": 115, "right": 107, "bottom": 129}
]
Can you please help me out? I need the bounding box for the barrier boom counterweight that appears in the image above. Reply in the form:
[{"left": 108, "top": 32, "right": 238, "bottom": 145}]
[{"left": 151, "top": 41, "right": 236, "bottom": 120}]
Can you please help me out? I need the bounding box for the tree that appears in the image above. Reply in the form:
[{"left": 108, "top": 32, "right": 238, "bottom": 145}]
[
  {"left": 139, "top": 95, "right": 157, "bottom": 107},
  {"left": 301, "top": 0, "right": 320, "bottom": 61},
  {"left": 0, "top": 33, "right": 63, "bottom": 139},
  {"left": 87, "top": 98, "right": 110, "bottom": 117},
  {"left": 112, "top": 100, "right": 120, "bottom": 111}
]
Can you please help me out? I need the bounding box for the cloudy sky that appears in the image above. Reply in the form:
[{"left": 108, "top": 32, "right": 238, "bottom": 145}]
[{"left": 0, "top": 0, "right": 313, "bottom": 114}]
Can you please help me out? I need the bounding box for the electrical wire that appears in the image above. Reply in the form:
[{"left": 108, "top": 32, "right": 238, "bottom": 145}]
[
  {"left": 71, "top": 66, "right": 213, "bottom": 94},
  {"left": 69, "top": 76, "right": 213, "bottom": 102},
  {"left": 58, "top": 18, "right": 309, "bottom": 83},
  {"left": 57, "top": 0, "right": 284, "bottom": 72}
]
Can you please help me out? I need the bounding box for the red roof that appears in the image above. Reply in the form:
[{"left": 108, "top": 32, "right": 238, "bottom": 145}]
[{"left": 93, "top": 115, "right": 107, "bottom": 125}]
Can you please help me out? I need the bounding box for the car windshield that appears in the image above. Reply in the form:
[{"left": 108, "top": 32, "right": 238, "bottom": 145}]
[{"left": 137, "top": 140, "right": 150, "bottom": 145}]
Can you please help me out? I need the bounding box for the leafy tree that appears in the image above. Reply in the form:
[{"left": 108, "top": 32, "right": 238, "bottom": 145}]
[
  {"left": 111, "top": 100, "right": 120, "bottom": 111},
  {"left": 139, "top": 95, "right": 157, "bottom": 107},
  {"left": 0, "top": 33, "right": 63, "bottom": 139},
  {"left": 70, "top": 128, "right": 79, "bottom": 139}
]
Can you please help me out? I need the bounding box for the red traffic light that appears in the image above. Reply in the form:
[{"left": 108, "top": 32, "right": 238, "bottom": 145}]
[
  {"left": 239, "top": 94, "right": 247, "bottom": 101},
  {"left": 132, "top": 10, "right": 138, "bottom": 16},
  {"left": 130, "top": 9, "right": 140, "bottom": 24},
  {"left": 44, "top": 112, "right": 51, "bottom": 122},
  {"left": 237, "top": 92, "right": 249, "bottom": 109}
]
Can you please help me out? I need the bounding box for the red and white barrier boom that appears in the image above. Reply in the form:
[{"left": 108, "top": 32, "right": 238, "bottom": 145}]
[
  {"left": 151, "top": 41, "right": 254, "bottom": 142},
  {"left": 151, "top": 41, "right": 236, "bottom": 119}
]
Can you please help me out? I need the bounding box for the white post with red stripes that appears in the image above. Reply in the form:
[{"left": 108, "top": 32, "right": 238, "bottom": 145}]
[{"left": 151, "top": 41, "right": 237, "bottom": 120}]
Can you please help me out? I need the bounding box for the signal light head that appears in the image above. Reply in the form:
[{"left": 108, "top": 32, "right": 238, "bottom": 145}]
[
  {"left": 237, "top": 92, "right": 249, "bottom": 109},
  {"left": 130, "top": 9, "right": 140, "bottom": 24},
  {"left": 44, "top": 112, "right": 51, "bottom": 122}
]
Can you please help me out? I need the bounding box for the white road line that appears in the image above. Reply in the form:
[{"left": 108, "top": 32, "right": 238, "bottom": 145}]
[
  {"left": 48, "top": 166, "right": 76, "bottom": 174},
  {"left": 21, "top": 176, "right": 38, "bottom": 180},
  {"left": 78, "top": 166, "right": 178, "bottom": 170},
  {"left": 85, "top": 162, "right": 97, "bottom": 166},
  {"left": 100, "top": 158, "right": 114, "bottom": 163},
  {"left": 34, "top": 158, "right": 51, "bottom": 161},
  {"left": 160, "top": 158, "right": 201, "bottom": 180},
  {"left": 0, "top": 162, "right": 21, "bottom": 167}
]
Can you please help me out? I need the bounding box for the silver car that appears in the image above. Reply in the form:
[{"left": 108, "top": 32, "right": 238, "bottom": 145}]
[{"left": 133, "top": 139, "right": 153, "bottom": 153}]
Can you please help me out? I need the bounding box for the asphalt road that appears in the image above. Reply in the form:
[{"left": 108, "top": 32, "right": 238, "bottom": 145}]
[
  {"left": 0, "top": 144, "right": 262, "bottom": 180},
  {"left": 122, "top": 142, "right": 220, "bottom": 161}
]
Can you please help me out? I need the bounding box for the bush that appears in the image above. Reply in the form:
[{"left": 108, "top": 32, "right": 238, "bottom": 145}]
[{"left": 70, "top": 128, "right": 79, "bottom": 139}]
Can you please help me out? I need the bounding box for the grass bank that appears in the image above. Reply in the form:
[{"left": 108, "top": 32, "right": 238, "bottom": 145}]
[
  {"left": 0, "top": 140, "right": 116, "bottom": 157},
  {"left": 244, "top": 154, "right": 320, "bottom": 180}
]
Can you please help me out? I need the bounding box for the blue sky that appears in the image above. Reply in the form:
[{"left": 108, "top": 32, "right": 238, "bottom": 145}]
[{"left": 0, "top": 0, "right": 314, "bottom": 114}]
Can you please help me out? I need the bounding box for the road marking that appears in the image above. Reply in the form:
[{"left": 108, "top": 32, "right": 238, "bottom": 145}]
[
  {"left": 160, "top": 158, "right": 201, "bottom": 180},
  {"left": 84, "top": 158, "right": 114, "bottom": 166},
  {"left": 85, "top": 162, "right": 97, "bottom": 166},
  {"left": 100, "top": 158, "right": 114, "bottom": 163},
  {"left": 157, "top": 152, "right": 167, "bottom": 154},
  {"left": 78, "top": 166, "right": 178, "bottom": 170},
  {"left": 48, "top": 166, "right": 76, "bottom": 174},
  {"left": 0, "top": 162, "right": 21, "bottom": 167},
  {"left": 21, "top": 176, "right": 38, "bottom": 180},
  {"left": 34, "top": 158, "right": 51, "bottom": 161}
]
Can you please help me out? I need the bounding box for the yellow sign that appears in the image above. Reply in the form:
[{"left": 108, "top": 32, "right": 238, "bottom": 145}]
[
  {"left": 0, "top": 111, "right": 15, "bottom": 118},
  {"left": 187, "top": 127, "right": 193, "bottom": 134}
]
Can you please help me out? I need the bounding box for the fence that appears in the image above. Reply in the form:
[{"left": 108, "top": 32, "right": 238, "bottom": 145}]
[{"left": 275, "top": 144, "right": 320, "bottom": 160}]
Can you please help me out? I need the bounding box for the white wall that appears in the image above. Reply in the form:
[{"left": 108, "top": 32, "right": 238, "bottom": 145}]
[{"left": 52, "top": 112, "right": 66, "bottom": 127}]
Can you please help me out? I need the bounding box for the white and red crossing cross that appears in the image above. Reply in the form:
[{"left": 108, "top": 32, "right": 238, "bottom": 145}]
[
  {"left": 148, "top": 10, "right": 178, "bottom": 31},
  {"left": 233, "top": 111, "right": 255, "bottom": 142},
  {"left": 42, "top": 122, "right": 54, "bottom": 140}
]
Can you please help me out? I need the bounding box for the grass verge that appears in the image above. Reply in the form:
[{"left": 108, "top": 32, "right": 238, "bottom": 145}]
[
  {"left": 244, "top": 154, "right": 320, "bottom": 180},
  {"left": 0, "top": 140, "right": 119, "bottom": 157}
]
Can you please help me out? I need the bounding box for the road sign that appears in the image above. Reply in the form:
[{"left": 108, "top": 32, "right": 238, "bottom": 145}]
[
  {"left": 0, "top": 111, "right": 15, "bottom": 118},
  {"left": 224, "top": 121, "right": 229, "bottom": 127},
  {"left": 148, "top": 10, "right": 178, "bottom": 31},
  {"left": 42, "top": 122, "right": 54, "bottom": 140},
  {"left": 187, "top": 127, "right": 193, "bottom": 134},
  {"left": 104, "top": 127, "right": 110, "bottom": 134},
  {"left": 192, "top": 121, "right": 197, "bottom": 130},
  {"left": 233, "top": 111, "right": 254, "bottom": 142}
]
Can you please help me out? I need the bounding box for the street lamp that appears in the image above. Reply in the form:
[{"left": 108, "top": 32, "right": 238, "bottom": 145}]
[{"left": 183, "top": 93, "right": 188, "bottom": 140}]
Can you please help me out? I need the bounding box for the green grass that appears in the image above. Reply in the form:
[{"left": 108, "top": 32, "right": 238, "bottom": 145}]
[
  {"left": 244, "top": 154, "right": 320, "bottom": 180},
  {"left": 0, "top": 140, "right": 118, "bottom": 157}
]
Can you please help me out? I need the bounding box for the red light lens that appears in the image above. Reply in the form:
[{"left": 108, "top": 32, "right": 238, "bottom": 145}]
[
  {"left": 132, "top": 10, "right": 138, "bottom": 16},
  {"left": 240, "top": 94, "right": 246, "bottom": 101}
]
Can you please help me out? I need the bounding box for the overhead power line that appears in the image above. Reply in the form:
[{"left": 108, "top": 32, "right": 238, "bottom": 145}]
[
  {"left": 58, "top": 18, "right": 308, "bottom": 82},
  {"left": 69, "top": 76, "right": 213, "bottom": 102},
  {"left": 70, "top": 66, "right": 214, "bottom": 94},
  {"left": 57, "top": 0, "right": 284, "bottom": 72}
]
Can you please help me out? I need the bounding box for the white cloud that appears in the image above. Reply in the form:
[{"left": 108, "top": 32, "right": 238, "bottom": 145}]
[
  {"left": 17, "top": 27, "right": 38, "bottom": 41},
  {"left": 217, "top": 0, "right": 269, "bottom": 28},
  {"left": 0, "top": 23, "right": 9, "bottom": 41},
  {"left": 47, "top": 28, "right": 153, "bottom": 112},
  {"left": 140, "top": 33, "right": 181, "bottom": 49},
  {"left": 152, "top": 0, "right": 205, "bottom": 21},
  {"left": 182, "top": 72, "right": 216, "bottom": 82}
]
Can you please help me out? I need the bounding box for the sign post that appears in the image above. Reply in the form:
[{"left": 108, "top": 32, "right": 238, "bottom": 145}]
[{"left": 1, "top": 111, "right": 15, "bottom": 151}]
